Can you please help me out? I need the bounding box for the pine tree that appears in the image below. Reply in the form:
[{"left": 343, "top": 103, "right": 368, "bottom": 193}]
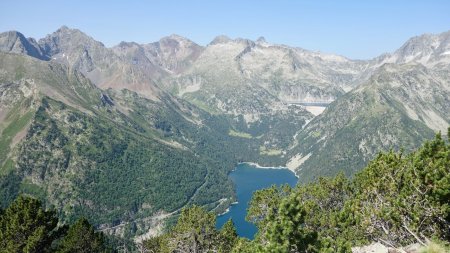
[
  {"left": 56, "top": 217, "right": 108, "bottom": 253},
  {"left": 168, "top": 205, "right": 217, "bottom": 252},
  {"left": 0, "top": 195, "right": 59, "bottom": 253},
  {"left": 218, "top": 219, "right": 238, "bottom": 253},
  {"left": 143, "top": 234, "right": 170, "bottom": 253}
]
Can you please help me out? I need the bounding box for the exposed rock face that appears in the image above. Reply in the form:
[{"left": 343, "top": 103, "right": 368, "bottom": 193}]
[
  {"left": 352, "top": 242, "right": 422, "bottom": 253},
  {"left": 381, "top": 31, "right": 450, "bottom": 66},
  {"left": 1, "top": 27, "right": 449, "bottom": 108},
  {"left": 145, "top": 34, "right": 204, "bottom": 73},
  {"left": 352, "top": 243, "right": 389, "bottom": 253},
  {"left": 110, "top": 34, "right": 204, "bottom": 99},
  {"left": 167, "top": 35, "right": 366, "bottom": 116},
  {"left": 209, "top": 35, "right": 233, "bottom": 45},
  {"left": 37, "top": 26, "right": 165, "bottom": 100},
  {"left": 0, "top": 31, "right": 47, "bottom": 60}
]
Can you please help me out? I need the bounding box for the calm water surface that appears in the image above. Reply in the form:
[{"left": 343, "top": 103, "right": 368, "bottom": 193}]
[{"left": 216, "top": 163, "right": 298, "bottom": 239}]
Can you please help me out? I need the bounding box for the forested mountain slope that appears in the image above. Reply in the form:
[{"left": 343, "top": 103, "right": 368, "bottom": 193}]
[
  {"left": 0, "top": 52, "right": 271, "bottom": 239},
  {"left": 0, "top": 27, "right": 449, "bottom": 244},
  {"left": 289, "top": 62, "right": 450, "bottom": 182}
]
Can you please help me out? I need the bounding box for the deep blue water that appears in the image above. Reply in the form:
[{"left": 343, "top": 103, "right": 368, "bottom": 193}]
[{"left": 216, "top": 163, "right": 298, "bottom": 239}]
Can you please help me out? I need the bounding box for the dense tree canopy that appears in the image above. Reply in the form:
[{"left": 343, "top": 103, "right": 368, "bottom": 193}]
[
  {"left": 217, "top": 219, "right": 238, "bottom": 253},
  {"left": 1, "top": 132, "right": 448, "bottom": 252},
  {"left": 149, "top": 132, "right": 449, "bottom": 253},
  {"left": 56, "top": 217, "right": 108, "bottom": 253},
  {"left": 0, "top": 195, "right": 108, "bottom": 253},
  {"left": 0, "top": 195, "right": 59, "bottom": 253},
  {"left": 143, "top": 206, "right": 238, "bottom": 253}
]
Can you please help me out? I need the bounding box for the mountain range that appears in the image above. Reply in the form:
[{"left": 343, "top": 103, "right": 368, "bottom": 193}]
[{"left": 0, "top": 26, "right": 448, "bottom": 240}]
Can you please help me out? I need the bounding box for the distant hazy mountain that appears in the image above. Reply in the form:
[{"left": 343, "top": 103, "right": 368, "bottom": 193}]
[
  {"left": 166, "top": 35, "right": 366, "bottom": 113},
  {"left": 112, "top": 34, "right": 204, "bottom": 74},
  {"left": 378, "top": 31, "right": 450, "bottom": 66}
]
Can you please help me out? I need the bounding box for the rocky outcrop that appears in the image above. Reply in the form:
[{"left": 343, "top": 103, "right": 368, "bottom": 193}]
[
  {"left": 352, "top": 242, "right": 422, "bottom": 253},
  {"left": 0, "top": 31, "right": 47, "bottom": 60}
]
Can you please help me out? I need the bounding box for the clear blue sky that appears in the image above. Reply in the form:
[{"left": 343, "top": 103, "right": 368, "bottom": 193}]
[{"left": 1, "top": 0, "right": 449, "bottom": 59}]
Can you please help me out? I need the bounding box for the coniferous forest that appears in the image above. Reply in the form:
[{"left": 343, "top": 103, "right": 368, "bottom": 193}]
[
  {"left": 143, "top": 132, "right": 450, "bottom": 252},
  {"left": 2, "top": 131, "right": 448, "bottom": 252}
]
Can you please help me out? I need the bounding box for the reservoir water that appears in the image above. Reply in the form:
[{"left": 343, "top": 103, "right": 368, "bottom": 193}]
[{"left": 216, "top": 163, "right": 298, "bottom": 239}]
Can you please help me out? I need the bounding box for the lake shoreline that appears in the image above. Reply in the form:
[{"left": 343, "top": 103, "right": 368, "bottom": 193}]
[
  {"left": 216, "top": 163, "right": 298, "bottom": 238},
  {"left": 240, "top": 162, "right": 299, "bottom": 178},
  {"left": 218, "top": 201, "right": 239, "bottom": 216}
]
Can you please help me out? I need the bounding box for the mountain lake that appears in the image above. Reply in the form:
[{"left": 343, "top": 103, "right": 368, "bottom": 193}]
[{"left": 216, "top": 163, "right": 298, "bottom": 239}]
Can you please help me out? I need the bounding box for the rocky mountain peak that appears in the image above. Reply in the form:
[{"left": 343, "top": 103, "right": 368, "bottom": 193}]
[
  {"left": 59, "top": 25, "right": 69, "bottom": 30},
  {"left": 209, "top": 35, "right": 232, "bottom": 45},
  {"left": 256, "top": 36, "right": 266, "bottom": 43},
  {"left": 0, "top": 30, "right": 47, "bottom": 60},
  {"left": 395, "top": 33, "right": 440, "bottom": 61},
  {"left": 116, "top": 41, "right": 140, "bottom": 49},
  {"left": 380, "top": 30, "right": 450, "bottom": 65},
  {"left": 38, "top": 25, "right": 105, "bottom": 57},
  {"left": 161, "top": 34, "right": 191, "bottom": 43},
  {"left": 138, "top": 34, "right": 204, "bottom": 74},
  {"left": 158, "top": 34, "right": 201, "bottom": 51},
  {"left": 48, "top": 25, "right": 92, "bottom": 42}
]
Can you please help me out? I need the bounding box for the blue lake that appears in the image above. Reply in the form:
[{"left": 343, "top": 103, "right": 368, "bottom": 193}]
[{"left": 216, "top": 163, "right": 298, "bottom": 239}]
